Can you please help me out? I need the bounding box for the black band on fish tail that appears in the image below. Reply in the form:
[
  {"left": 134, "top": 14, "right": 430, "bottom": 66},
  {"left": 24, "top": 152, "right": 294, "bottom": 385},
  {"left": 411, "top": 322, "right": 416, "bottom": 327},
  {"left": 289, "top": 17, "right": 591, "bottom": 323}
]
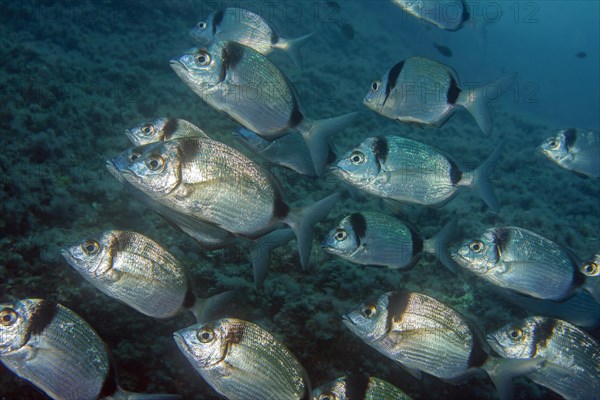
[
  {"left": 163, "top": 118, "right": 178, "bottom": 140},
  {"left": 219, "top": 42, "right": 244, "bottom": 83},
  {"left": 383, "top": 61, "right": 404, "bottom": 105},
  {"left": 30, "top": 300, "right": 59, "bottom": 337},
  {"left": 468, "top": 331, "right": 490, "bottom": 368},
  {"left": 462, "top": 3, "right": 470, "bottom": 23},
  {"left": 410, "top": 228, "right": 424, "bottom": 257},
  {"left": 212, "top": 10, "right": 224, "bottom": 35},
  {"left": 447, "top": 75, "right": 461, "bottom": 104},
  {"left": 271, "top": 32, "right": 279, "bottom": 44},
  {"left": 372, "top": 136, "right": 389, "bottom": 168},
  {"left": 531, "top": 318, "right": 556, "bottom": 357},
  {"left": 183, "top": 279, "right": 196, "bottom": 309},
  {"left": 563, "top": 128, "right": 577, "bottom": 150},
  {"left": 273, "top": 190, "right": 290, "bottom": 219},
  {"left": 99, "top": 358, "right": 119, "bottom": 398},
  {"left": 385, "top": 291, "right": 410, "bottom": 330},
  {"left": 449, "top": 159, "right": 462, "bottom": 185},
  {"left": 288, "top": 97, "right": 304, "bottom": 128},
  {"left": 343, "top": 373, "right": 370, "bottom": 399}
]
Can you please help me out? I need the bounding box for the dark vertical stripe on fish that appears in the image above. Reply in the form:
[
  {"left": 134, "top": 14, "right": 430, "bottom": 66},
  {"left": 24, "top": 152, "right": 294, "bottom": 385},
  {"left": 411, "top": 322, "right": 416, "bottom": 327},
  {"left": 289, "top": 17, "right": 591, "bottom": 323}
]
[
  {"left": 288, "top": 98, "right": 304, "bottom": 128},
  {"left": 449, "top": 158, "right": 462, "bottom": 185},
  {"left": 492, "top": 228, "right": 510, "bottom": 261},
  {"left": 219, "top": 41, "right": 245, "bottom": 83},
  {"left": 212, "top": 10, "right": 224, "bottom": 35},
  {"left": 349, "top": 213, "right": 367, "bottom": 240},
  {"left": 563, "top": 128, "right": 577, "bottom": 150},
  {"left": 461, "top": 3, "right": 470, "bottom": 24},
  {"left": 99, "top": 359, "right": 119, "bottom": 398},
  {"left": 383, "top": 61, "right": 405, "bottom": 105},
  {"left": 468, "top": 331, "right": 490, "bottom": 368},
  {"left": 30, "top": 300, "right": 58, "bottom": 336},
  {"left": 227, "top": 323, "right": 246, "bottom": 344},
  {"left": 344, "top": 374, "right": 370, "bottom": 399},
  {"left": 163, "top": 117, "right": 178, "bottom": 140},
  {"left": 385, "top": 291, "right": 410, "bottom": 332},
  {"left": 531, "top": 318, "right": 556, "bottom": 357},
  {"left": 372, "top": 136, "right": 388, "bottom": 172},
  {"left": 447, "top": 75, "right": 461, "bottom": 104},
  {"left": 180, "top": 138, "right": 201, "bottom": 165},
  {"left": 273, "top": 190, "right": 290, "bottom": 219}
]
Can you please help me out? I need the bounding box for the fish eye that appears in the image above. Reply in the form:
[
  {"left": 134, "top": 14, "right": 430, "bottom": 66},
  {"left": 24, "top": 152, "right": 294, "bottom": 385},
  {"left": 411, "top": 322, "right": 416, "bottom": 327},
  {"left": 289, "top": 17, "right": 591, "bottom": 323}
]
[
  {"left": 334, "top": 229, "right": 347, "bottom": 241},
  {"left": 140, "top": 124, "right": 155, "bottom": 135},
  {"left": 195, "top": 51, "right": 211, "bottom": 66},
  {"left": 548, "top": 139, "right": 559, "bottom": 149},
  {"left": 129, "top": 152, "right": 141, "bottom": 163},
  {"left": 145, "top": 156, "right": 165, "bottom": 171},
  {"left": 318, "top": 393, "right": 337, "bottom": 400},
  {"left": 81, "top": 240, "right": 100, "bottom": 256},
  {"left": 0, "top": 308, "right": 18, "bottom": 326},
  {"left": 197, "top": 327, "right": 215, "bottom": 343},
  {"left": 508, "top": 328, "right": 523, "bottom": 341},
  {"left": 468, "top": 240, "right": 485, "bottom": 253},
  {"left": 361, "top": 304, "right": 377, "bottom": 318},
  {"left": 581, "top": 262, "right": 599, "bottom": 276},
  {"left": 349, "top": 151, "right": 365, "bottom": 165},
  {"left": 197, "top": 21, "right": 207, "bottom": 30},
  {"left": 371, "top": 80, "right": 380, "bottom": 92}
]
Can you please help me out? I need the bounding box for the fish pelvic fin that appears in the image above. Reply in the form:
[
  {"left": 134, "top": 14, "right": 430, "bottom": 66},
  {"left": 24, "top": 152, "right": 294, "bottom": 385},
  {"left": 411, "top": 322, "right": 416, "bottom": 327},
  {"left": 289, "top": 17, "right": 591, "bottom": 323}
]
[
  {"left": 302, "top": 112, "right": 358, "bottom": 176},
  {"left": 482, "top": 356, "right": 547, "bottom": 400},
  {"left": 423, "top": 217, "right": 458, "bottom": 273},
  {"left": 284, "top": 192, "right": 340, "bottom": 269},
  {"left": 249, "top": 228, "right": 295, "bottom": 290},
  {"left": 189, "top": 290, "right": 237, "bottom": 323},
  {"left": 465, "top": 142, "right": 505, "bottom": 212},
  {"left": 273, "top": 32, "right": 315, "bottom": 69},
  {"left": 457, "top": 73, "right": 517, "bottom": 137}
]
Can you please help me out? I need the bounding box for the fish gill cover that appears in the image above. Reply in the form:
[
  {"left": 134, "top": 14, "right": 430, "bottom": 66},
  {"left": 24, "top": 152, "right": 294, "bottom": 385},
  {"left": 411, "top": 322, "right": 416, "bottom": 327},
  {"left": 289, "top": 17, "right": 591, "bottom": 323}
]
[{"left": 0, "top": 1, "right": 599, "bottom": 399}]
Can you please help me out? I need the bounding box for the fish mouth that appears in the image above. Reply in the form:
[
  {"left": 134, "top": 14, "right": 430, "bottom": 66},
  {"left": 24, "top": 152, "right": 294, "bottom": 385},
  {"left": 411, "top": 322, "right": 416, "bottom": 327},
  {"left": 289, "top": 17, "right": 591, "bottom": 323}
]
[
  {"left": 341, "top": 313, "right": 354, "bottom": 326},
  {"left": 173, "top": 332, "right": 188, "bottom": 352},
  {"left": 60, "top": 248, "right": 74, "bottom": 264},
  {"left": 169, "top": 59, "right": 187, "bottom": 73}
]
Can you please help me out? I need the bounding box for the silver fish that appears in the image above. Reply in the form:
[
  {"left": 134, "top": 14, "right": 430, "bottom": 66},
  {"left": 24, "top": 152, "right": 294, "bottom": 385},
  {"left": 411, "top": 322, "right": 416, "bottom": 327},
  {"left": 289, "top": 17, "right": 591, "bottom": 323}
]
[
  {"left": 487, "top": 316, "right": 600, "bottom": 400},
  {"left": 173, "top": 318, "right": 310, "bottom": 400},
  {"left": 61, "top": 230, "right": 232, "bottom": 321},
  {"left": 452, "top": 226, "right": 583, "bottom": 300},
  {"left": 312, "top": 375, "right": 412, "bottom": 400},
  {"left": 125, "top": 117, "right": 208, "bottom": 146},
  {"left": 321, "top": 212, "right": 456, "bottom": 272},
  {"left": 233, "top": 127, "right": 319, "bottom": 176},
  {"left": 106, "top": 137, "right": 338, "bottom": 268},
  {"left": 580, "top": 253, "right": 600, "bottom": 303},
  {"left": 190, "top": 7, "right": 313, "bottom": 69},
  {"left": 0, "top": 299, "right": 179, "bottom": 400},
  {"left": 170, "top": 40, "right": 356, "bottom": 176},
  {"left": 330, "top": 135, "right": 503, "bottom": 211},
  {"left": 364, "top": 56, "right": 515, "bottom": 136},
  {"left": 539, "top": 128, "right": 600, "bottom": 178},
  {"left": 392, "top": 0, "right": 469, "bottom": 31}
]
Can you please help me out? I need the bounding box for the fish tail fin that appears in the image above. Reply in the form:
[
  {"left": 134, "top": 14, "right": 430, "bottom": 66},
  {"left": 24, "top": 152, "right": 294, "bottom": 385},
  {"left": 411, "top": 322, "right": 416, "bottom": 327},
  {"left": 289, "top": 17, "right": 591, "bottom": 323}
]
[
  {"left": 121, "top": 390, "right": 182, "bottom": 399},
  {"left": 458, "top": 73, "right": 517, "bottom": 137},
  {"left": 275, "top": 32, "right": 315, "bottom": 69},
  {"left": 189, "top": 290, "right": 237, "bottom": 322},
  {"left": 303, "top": 112, "right": 357, "bottom": 176},
  {"left": 423, "top": 217, "right": 458, "bottom": 273},
  {"left": 483, "top": 357, "right": 547, "bottom": 400},
  {"left": 249, "top": 229, "right": 295, "bottom": 290},
  {"left": 285, "top": 193, "right": 340, "bottom": 269},
  {"left": 469, "top": 142, "right": 505, "bottom": 212}
]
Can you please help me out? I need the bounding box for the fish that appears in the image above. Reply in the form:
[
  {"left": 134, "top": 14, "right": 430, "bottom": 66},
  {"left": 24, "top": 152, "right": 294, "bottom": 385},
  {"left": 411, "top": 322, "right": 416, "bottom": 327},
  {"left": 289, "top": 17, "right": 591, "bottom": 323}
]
[
  {"left": 321, "top": 211, "right": 457, "bottom": 272},
  {"left": 125, "top": 117, "right": 208, "bottom": 146},
  {"left": 487, "top": 316, "right": 600, "bottom": 400},
  {"left": 433, "top": 42, "right": 453, "bottom": 57},
  {"left": 170, "top": 40, "right": 356, "bottom": 176},
  {"left": 190, "top": 7, "right": 314, "bottom": 69},
  {"left": 106, "top": 137, "right": 339, "bottom": 269},
  {"left": 343, "top": 290, "right": 542, "bottom": 396},
  {"left": 580, "top": 253, "right": 600, "bottom": 303},
  {"left": 391, "top": 0, "right": 470, "bottom": 31},
  {"left": 0, "top": 299, "right": 180, "bottom": 400},
  {"left": 233, "top": 128, "right": 319, "bottom": 176},
  {"left": 363, "top": 56, "right": 516, "bottom": 136},
  {"left": 312, "top": 375, "right": 412, "bottom": 400},
  {"left": 539, "top": 128, "right": 600, "bottom": 178},
  {"left": 451, "top": 226, "right": 585, "bottom": 301},
  {"left": 61, "top": 230, "right": 234, "bottom": 321},
  {"left": 173, "top": 318, "right": 310, "bottom": 400},
  {"left": 329, "top": 135, "right": 503, "bottom": 211}
]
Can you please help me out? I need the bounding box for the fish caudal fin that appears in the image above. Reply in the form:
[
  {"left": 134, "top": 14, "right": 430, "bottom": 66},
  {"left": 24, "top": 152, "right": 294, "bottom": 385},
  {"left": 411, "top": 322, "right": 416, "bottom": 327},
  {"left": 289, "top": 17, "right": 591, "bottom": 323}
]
[
  {"left": 458, "top": 73, "right": 517, "bottom": 136},
  {"left": 483, "top": 357, "right": 547, "bottom": 400},
  {"left": 423, "top": 217, "right": 458, "bottom": 273},
  {"left": 189, "top": 290, "right": 237, "bottom": 322},
  {"left": 274, "top": 32, "right": 315, "bottom": 69},
  {"left": 121, "top": 390, "right": 182, "bottom": 399},
  {"left": 285, "top": 193, "right": 340, "bottom": 269},
  {"left": 470, "top": 142, "right": 505, "bottom": 212},
  {"left": 250, "top": 229, "right": 295, "bottom": 290},
  {"left": 304, "top": 112, "right": 357, "bottom": 176}
]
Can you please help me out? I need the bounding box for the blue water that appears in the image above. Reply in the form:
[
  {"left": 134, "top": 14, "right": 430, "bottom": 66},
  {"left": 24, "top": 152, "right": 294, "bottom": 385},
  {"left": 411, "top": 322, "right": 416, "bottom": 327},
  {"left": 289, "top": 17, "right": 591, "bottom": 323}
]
[{"left": 0, "top": 1, "right": 598, "bottom": 399}]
